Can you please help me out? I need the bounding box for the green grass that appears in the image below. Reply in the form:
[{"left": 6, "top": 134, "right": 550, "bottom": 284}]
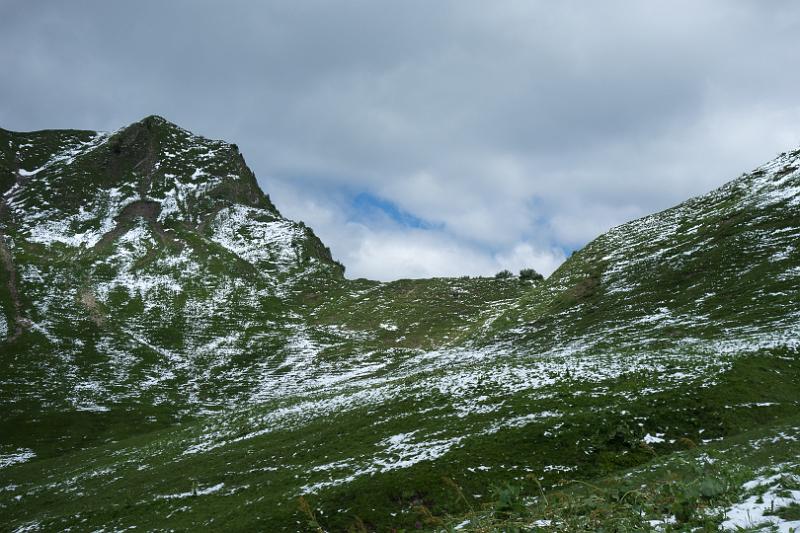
[
  {"left": 1, "top": 118, "right": 800, "bottom": 531},
  {"left": 437, "top": 415, "right": 800, "bottom": 532}
]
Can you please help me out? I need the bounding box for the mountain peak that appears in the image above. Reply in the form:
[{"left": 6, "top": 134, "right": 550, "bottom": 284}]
[
  {"left": 139, "top": 114, "right": 174, "bottom": 126},
  {"left": 1, "top": 117, "right": 343, "bottom": 277},
  {"left": 7, "top": 116, "right": 277, "bottom": 219},
  {"left": 122, "top": 114, "right": 185, "bottom": 134}
]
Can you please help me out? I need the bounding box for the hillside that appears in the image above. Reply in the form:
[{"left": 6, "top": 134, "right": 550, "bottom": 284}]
[
  {"left": 0, "top": 117, "right": 353, "bottom": 452},
  {"left": 1, "top": 118, "right": 799, "bottom": 532}
]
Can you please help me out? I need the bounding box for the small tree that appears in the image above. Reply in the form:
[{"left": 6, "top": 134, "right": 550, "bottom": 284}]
[
  {"left": 494, "top": 269, "right": 514, "bottom": 279},
  {"left": 519, "top": 268, "right": 544, "bottom": 282}
]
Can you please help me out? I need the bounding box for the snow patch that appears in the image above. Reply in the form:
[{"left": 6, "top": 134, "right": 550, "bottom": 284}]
[
  {"left": 156, "top": 482, "right": 225, "bottom": 500},
  {"left": 643, "top": 433, "right": 666, "bottom": 444},
  {"left": 0, "top": 449, "right": 36, "bottom": 469},
  {"left": 210, "top": 205, "right": 302, "bottom": 270}
]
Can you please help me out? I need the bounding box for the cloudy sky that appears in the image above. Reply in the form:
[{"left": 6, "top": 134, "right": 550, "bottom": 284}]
[{"left": 3, "top": 1, "right": 800, "bottom": 280}]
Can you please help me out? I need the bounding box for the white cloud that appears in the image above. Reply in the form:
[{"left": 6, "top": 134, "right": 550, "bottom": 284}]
[
  {"left": 338, "top": 228, "right": 565, "bottom": 281},
  {"left": 269, "top": 177, "right": 564, "bottom": 280},
  {"left": 493, "top": 243, "right": 566, "bottom": 279}
]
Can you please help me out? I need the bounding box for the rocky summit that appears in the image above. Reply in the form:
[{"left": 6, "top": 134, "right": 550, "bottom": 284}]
[{"left": 1, "top": 117, "right": 799, "bottom": 531}]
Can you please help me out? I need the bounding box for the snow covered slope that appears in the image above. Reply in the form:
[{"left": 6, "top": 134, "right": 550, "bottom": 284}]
[
  {"left": 0, "top": 117, "right": 346, "bottom": 439},
  {"left": 490, "top": 148, "right": 800, "bottom": 358}
]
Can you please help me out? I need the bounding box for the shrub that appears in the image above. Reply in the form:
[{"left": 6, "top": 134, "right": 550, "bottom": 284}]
[
  {"left": 519, "top": 268, "right": 544, "bottom": 282},
  {"left": 494, "top": 269, "right": 514, "bottom": 279}
]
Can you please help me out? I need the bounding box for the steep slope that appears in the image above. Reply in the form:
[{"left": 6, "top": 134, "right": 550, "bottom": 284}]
[
  {"left": 489, "top": 148, "right": 800, "bottom": 354},
  {"left": 0, "top": 116, "right": 348, "bottom": 455},
  {"left": 1, "top": 120, "right": 799, "bottom": 532}
]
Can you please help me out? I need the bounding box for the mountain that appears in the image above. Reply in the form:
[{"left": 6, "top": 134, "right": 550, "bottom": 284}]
[
  {"left": 1, "top": 118, "right": 799, "bottom": 532},
  {"left": 0, "top": 116, "right": 349, "bottom": 450}
]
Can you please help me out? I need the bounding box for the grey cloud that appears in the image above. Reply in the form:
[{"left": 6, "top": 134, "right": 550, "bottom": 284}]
[{"left": 3, "top": 1, "right": 800, "bottom": 278}]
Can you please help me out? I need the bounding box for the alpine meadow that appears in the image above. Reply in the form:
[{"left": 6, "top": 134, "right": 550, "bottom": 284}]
[{"left": 1, "top": 115, "right": 800, "bottom": 531}]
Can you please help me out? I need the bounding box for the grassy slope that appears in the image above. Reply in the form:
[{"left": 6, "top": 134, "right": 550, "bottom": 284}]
[
  {"left": 439, "top": 412, "right": 800, "bottom": 531},
  {"left": 1, "top": 121, "right": 799, "bottom": 531},
  {"left": 1, "top": 343, "right": 797, "bottom": 531}
]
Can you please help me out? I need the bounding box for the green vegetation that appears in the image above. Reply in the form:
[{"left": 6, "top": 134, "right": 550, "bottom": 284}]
[
  {"left": 438, "top": 415, "right": 800, "bottom": 531},
  {"left": 519, "top": 268, "right": 544, "bottom": 282},
  {"left": 1, "top": 117, "right": 799, "bottom": 531}
]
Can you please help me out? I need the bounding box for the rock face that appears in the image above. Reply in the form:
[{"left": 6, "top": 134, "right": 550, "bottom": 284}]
[{"left": 1, "top": 117, "right": 799, "bottom": 531}]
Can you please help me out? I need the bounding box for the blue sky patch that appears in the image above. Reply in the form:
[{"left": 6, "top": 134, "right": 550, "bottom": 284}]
[{"left": 350, "top": 192, "right": 441, "bottom": 230}]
